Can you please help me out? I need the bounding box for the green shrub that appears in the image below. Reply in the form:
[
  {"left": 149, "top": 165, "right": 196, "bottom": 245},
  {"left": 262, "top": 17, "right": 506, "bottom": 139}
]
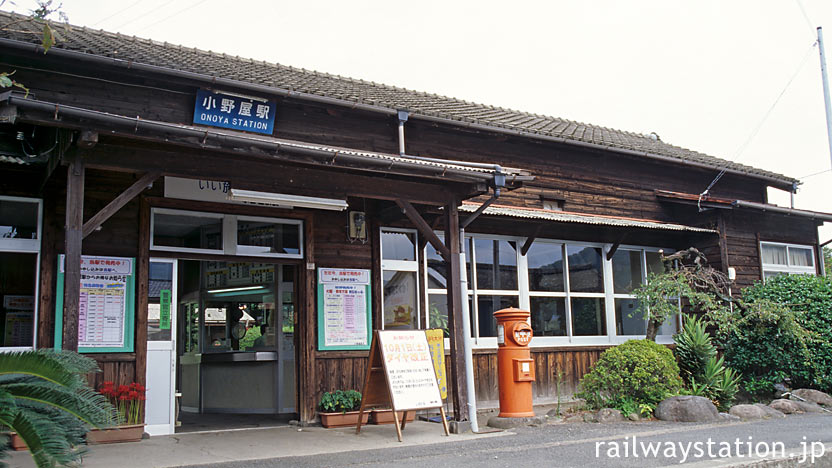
[
  {"left": 319, "top": 390, "right": 362, "bottom": 413},
  {"left": 577, "top": 339, "right": 683, "bottom": 410},
  {"left": 741, "top": 274, "right": 832, "bottom": 393},
  {"left": 674, "top": 315, "right": 717, "bottom": 382}
]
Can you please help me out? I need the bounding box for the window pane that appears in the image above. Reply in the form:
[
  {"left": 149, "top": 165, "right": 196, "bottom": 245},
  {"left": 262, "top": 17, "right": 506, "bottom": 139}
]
[
  {"left": 567, "top": 246, "right": 603, "bottom": 293},
  {"left": 761, "top": 244, "right": 787, "bottom": 265},
  {"left": 153, "top": 212, "right": 222, "bottom": 250},
  {"left": 147, "top": 262, "right": 174, "bottom": 341},
  {"left": 614, "top": 298, "right": 645, "bottom": 335},
  {"left": 428, "top": 294, "right": 449, "bottom": 337},
  {"left": 475, "top": 239, "right": 518, "bottom": 290},
  {"left": 527, "top": 243, "right": 564, "bottom": 292},
  {"left": 658, "top": 315, "right": 678, "bottom": 336},
  {"left": 237, "top": 221, "right": 300, "bottom": 255},
  {"left": 788, "top": 247, "right": 814, "bottom": 267},
  {"left": 612, "top": 250, "right": 643, "bottom": 294},
  {"left": 530, "top": 297, "right": 566, "bottom": 336},
  {"left": 0, "top": 199, "right": 38, "bottom": 240},
  {"left": 383, "top": 270, "right": 418, "bottom": 329},
  {"left": 382, "top": 231, "right": 416, "bottom": 261},
  {"left": 0, "top": 252, "right": 37, "bottom": 347},
  {"left": 476, "top": 295, "right": 518, "bottom": 337},
  {"left": 646, "top": 251, "right": 664, "bottom": 276},
  {"left": 571, "top": 297, "right": 606, "bottom": 336},
  {"left": 764, "top": 270, "right": 786, "bottom": 280},
  {"left": 426, "top": 235, "right": 447, "bottom": 289}
]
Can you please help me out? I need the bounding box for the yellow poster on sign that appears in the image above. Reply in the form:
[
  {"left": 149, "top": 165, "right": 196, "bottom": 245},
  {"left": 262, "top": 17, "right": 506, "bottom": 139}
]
[{"left": 425, "top": 329, "right": 447, "bottom": 400}]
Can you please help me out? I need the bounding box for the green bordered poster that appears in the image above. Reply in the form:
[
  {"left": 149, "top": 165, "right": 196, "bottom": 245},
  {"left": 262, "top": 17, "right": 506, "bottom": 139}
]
[
  {"left": 317, "top": 268, "right": 371, "bottom": 351},
  {"left": 54, "top": 255, "right": 136, "bottom": 353}
]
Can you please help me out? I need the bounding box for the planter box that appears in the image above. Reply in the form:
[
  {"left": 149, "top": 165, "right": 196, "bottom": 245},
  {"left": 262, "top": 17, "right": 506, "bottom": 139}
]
[
  {"left": 86, "top": 424, "right": 144, "bottom": 444},
  {"left": 319, "top": 411, "right": 370, "bottom": 428},
  {"left": 369, "top": 409, "right": 416, "bottom": 425},
  {"left": 8, "top": 432, "right": 27, "bottom": 451}
]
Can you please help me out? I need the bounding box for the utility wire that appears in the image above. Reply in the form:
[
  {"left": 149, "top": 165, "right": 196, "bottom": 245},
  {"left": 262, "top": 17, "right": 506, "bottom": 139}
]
[
  {"left": 795, "top": 0, "right": 817, "bottom": 38},
  {"left": 799, "top": 168, "right": 832, "bottom": 179},
  {"left": 111, "top": 0, "right": 177, "bottom": 31},
  {"left": 140, "top": 0, "right": 211, "bottom": 31},
  {"left": 698, "top": 40, "right": 818, "bottom": 210},
  {"left": 91, "top": 0, "right": 143, "bottom": 27}
]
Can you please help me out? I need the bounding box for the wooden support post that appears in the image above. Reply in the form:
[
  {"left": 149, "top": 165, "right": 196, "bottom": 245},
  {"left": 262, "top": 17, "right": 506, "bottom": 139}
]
[
  {"left": 135, "top": 197, "right": 150, "bottom": 387},
  {"left": 62, "top": 154, "right": 85, "bottom": 351},
  {"left": 82, "top": 171, "right": 160, "bottom": 239},
  {"left": 444, "top": 200, "right": 468, "bottom": 422},
  {"left": 298, "top": 214, "right": 317, "bottom": 423},
  {"left": 606, "top": 233, "right": 628, "bottom": 261},
  {"left": 520, "top": 224, "right": 545, "bottom": 256},
  {"left": 717, "top": 212, "right": 730, "bottom": 274}
]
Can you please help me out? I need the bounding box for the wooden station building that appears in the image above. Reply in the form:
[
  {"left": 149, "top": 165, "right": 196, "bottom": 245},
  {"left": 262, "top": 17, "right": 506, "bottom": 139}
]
[{"left": 0, "top": 12, "right": 829, "bottom": 433}]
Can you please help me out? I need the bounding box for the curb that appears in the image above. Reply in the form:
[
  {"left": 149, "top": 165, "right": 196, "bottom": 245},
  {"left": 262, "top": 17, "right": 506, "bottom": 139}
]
[{"left": 671, "top": 442, "right": 832, "bottom": 468}]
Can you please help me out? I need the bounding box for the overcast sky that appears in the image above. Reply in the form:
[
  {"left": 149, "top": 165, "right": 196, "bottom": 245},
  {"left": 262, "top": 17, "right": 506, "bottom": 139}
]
[{"left": 5, "top": 0, "right": 831, "bottom": 242}]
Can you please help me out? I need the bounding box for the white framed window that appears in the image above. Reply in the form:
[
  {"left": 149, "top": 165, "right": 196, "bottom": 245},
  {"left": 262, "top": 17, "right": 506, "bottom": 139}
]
[
  {"left": 0, "top": 195, "right": 43, "bottom": 350},
  {"left": 380, "top": 228, "right": 420, "bottom": 330},
  {"left": 424, "top": 231, "right": 677, "bottom": 348},
  {"left": 150, "top": 208, "right": 303, "bottom": 259},
  {"left": 760, "top": 241, "right": 816, "bottom": 280}
]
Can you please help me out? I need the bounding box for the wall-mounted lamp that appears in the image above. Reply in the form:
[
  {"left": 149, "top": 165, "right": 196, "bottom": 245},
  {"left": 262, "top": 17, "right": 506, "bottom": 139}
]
[
  {"left": 228, "top": 189, "right": 348, "bottom": 211},
  {"left": 348, "top": 211, "right": 367, "bottom": 243}
]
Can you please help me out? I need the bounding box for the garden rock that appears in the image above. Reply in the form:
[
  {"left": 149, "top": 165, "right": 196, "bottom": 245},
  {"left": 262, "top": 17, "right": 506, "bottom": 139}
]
[
  {"left": 719, "top": 412, "right": 740, "bottom": 421},
  {"left": 655, "top": 396, "right": 719, "bottom": 422},
  {"left": 790, "top": 400, "right": 825, "bottom": 413},
  {"left": 754, "top": 403, "right": 785, "bottom": 419},
  {"left": 596, "top": 408, "right": 624, "bottom": 423},
  {"left": 582, "top": 412, "right": 599, "bottom": 423},
  {"left": 769, "top": 399, "right": 804, "bottom": 414},
  {"left": 628, "top": 413, "right": 640, "bottom": 422},
  {"left": 791, "top": 389, "right": 832, "bottom": 407},
  {"left": 729, "top": 404, "right": 767, "bottom": 420}
]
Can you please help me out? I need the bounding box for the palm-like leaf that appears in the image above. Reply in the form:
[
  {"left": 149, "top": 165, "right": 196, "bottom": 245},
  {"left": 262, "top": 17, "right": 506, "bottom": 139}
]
[{"left": 0, "top": 350, "right": 117, "bottom": 468}]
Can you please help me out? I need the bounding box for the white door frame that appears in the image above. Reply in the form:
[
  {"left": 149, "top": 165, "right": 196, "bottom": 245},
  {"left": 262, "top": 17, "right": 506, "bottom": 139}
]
[{"left": 145, "top": 258, "right": 178, "bottom": 436}]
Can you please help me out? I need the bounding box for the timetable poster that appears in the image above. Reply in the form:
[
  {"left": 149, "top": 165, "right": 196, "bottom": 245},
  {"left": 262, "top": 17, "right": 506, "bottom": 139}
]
[
  {"left": 317, "top": 268, "right": 372, "bottom": 350},
  {"left": 56, "top": 255, "right": 136, "bottom": 352}
]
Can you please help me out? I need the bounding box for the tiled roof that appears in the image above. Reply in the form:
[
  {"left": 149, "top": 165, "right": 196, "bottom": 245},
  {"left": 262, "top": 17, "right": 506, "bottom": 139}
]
[
  {"left": 459, "top": 202, "right": 717, "bottom": 233},
  {"left": 0, "top": 11, "right": 796, "bottom": 185}
]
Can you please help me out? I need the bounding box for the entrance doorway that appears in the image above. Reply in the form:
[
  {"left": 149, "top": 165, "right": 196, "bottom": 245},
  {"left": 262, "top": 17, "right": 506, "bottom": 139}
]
[{"left": 145, "top": 259, "right": 296, "bottom": 435}]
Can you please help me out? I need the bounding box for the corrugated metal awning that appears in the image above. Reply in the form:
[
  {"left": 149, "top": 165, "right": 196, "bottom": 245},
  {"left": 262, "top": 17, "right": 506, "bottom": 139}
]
[{"left": 459, "top": 202, "right": 717, "bottom": 233}]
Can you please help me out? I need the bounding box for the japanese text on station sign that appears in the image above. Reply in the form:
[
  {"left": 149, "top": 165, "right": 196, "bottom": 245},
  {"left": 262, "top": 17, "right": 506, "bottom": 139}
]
[{"left": 193, "top": 89, "right": 276, "bottom": 135}]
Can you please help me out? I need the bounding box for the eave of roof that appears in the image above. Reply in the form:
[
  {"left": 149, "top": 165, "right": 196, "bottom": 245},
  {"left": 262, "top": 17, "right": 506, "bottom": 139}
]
[
  {"left": 656, "top": 190, "right": 832, "bottom": 223},
  {"left": 459, "top": 202, "right": 717, "bottom": 233},
  {"left": 0, "top": 11, "right": 798, "bottom": 189}
]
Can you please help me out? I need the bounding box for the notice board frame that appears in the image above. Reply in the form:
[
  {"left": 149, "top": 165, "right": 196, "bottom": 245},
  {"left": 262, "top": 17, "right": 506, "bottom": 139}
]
[
  {"left": 316, "top": 267, "right": 372, "bottom": 351},
  {"left": 54, "top": 255, "right": 136, "bottom": 353}
]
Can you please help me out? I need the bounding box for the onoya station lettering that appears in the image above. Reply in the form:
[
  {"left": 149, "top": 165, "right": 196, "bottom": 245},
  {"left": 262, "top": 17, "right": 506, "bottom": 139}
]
[{"left": 193, "top": 89, "right": 276, "bottom": 135}]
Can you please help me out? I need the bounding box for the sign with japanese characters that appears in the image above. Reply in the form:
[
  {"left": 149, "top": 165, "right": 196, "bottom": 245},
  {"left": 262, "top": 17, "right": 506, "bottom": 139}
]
[
  {"left": 193, "top": 89, "right": 276, "bottom": 135},
  {"left": 54, "top": 255, "right": 136, "bottom": 353},
  {"left": 317, "top": 268, "right": 371, "bottom": 351},
  {"left": 378, "top": 330, "right": 443, "bottom": 410},
  {"left": 164, "top": 176, "right": 232, "bottom": 204},
  {"left": 425, "top": 329, "right": 448, "bottom": 400}
]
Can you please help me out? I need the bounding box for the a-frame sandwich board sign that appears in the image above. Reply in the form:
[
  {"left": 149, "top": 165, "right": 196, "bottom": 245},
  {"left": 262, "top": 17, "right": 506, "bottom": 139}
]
[{"left": 356, "top": 330, "right": 450, "bottom": 442}]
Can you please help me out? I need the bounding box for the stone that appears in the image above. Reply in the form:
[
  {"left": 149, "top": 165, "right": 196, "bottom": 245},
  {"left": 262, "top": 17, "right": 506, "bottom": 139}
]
[
  {"left": 563, "top": 414, "right": 584, "bottom": 423},
  {"left": 790, "top": 400, "right": 826, "bottom": 413},
  {"left": 754, "top": 403, "right": 785, "bottom": 419},
  {"left": 769, "top": 399, "right": 804, "bottom": 414},
  {"left": 729, "top": 404, "right": 767, "bottom": 420},
  {"left": 582, "top": 412, "right": 599, "bottom": 423},
  {"left": 655, "top": 396, "right": 720, "bottom": 422},
  {"left": 487, "top": 416, "right": 544, "bottom": 429},
  {"left": 628, "top": 413, "right": 640, "bottom": 422},
  {"left": 546, "top": 408, "right": 561, "bottom": 418},
  {"left": 719, "top": 412, "right": 740, "bottom": 421},
  {"left": 792, "top": 389, "right": 832, "bottom": 407},
  {"left": 596, "top": 408, "right": 625, "bottom": 423}
]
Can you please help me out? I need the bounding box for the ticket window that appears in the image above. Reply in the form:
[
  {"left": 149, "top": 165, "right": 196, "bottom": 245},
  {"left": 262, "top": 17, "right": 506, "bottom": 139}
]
[{"left": 0, "top": 196, "right": 41, "bottom": 350}]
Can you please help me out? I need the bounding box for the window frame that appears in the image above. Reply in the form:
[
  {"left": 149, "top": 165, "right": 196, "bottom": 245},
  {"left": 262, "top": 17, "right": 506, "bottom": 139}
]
[
  {"left": 759, "top": 241, "right": 816, "bottom": 279},
  {"left": 0, "top": 195, "right": 43, "bottom": 351},
  {"left": 150, "top": 208, "right": 303, "bottom": 259},
  {"left": 380, "top": 227, "right": 421, "bottom": 330}
]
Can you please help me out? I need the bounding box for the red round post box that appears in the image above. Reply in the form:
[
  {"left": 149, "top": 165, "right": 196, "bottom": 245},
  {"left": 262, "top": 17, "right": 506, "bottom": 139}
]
[{"left": 493, "top": 307, "right": 535, "bottom": 417}]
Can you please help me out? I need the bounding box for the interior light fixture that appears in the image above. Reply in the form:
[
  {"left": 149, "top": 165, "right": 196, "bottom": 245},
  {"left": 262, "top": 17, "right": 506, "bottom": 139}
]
[
  {"left": 207, "top": 285, "right": 267, "bottom": 294},
  {"left": 228, "top": 189, "right": 348, "bottom": 211}
]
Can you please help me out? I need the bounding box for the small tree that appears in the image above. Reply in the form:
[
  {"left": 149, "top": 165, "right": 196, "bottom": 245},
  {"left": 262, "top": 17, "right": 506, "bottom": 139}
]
[
  {"left": 0, "top": 0, "right": 67, "bottom": 95},
  {"left": 633, "top": 248, "right": 729, "bottom": 341}
]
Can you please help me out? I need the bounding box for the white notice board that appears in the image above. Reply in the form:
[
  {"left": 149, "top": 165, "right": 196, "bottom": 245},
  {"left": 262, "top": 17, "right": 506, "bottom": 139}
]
[
  {"left": 317, "top": 268, "right": 371, "bottom": 350},
  {"left": 378, "top": 330, "right": 443, "bottom": 410}
]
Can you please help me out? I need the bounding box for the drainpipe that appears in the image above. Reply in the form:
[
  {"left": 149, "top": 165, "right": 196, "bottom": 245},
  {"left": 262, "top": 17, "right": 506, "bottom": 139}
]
[
  {"left": 458, "top": 183, "right": 502, "bottom": 433},
  {"left": 397, "top": 110, "right": 408, "bottom": 156}
]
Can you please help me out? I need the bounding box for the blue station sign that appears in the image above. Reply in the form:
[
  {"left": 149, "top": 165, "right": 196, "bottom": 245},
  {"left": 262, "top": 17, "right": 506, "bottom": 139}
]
[{"left": 193, "top": 89, "right": 276, "bottom": 135}]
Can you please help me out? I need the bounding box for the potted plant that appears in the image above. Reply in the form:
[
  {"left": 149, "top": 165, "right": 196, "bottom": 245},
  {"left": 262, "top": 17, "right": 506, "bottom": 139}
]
[
  {"left": 88, "top": 381, "right": 146, "bottom": 444},
  {"left": 318, "top": 390, "right": 369, "bottom": 428}
]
